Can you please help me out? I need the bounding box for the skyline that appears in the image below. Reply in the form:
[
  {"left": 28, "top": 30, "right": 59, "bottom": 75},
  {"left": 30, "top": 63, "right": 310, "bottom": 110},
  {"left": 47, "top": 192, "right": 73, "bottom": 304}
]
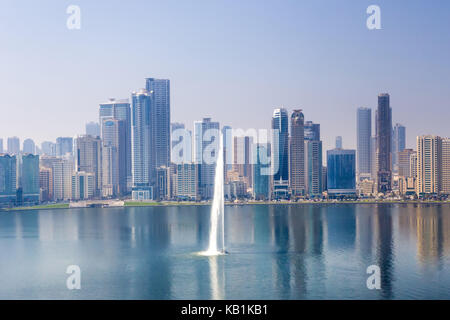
[{"left": 1, "top": 1, "right": 450, "bottom": 151}]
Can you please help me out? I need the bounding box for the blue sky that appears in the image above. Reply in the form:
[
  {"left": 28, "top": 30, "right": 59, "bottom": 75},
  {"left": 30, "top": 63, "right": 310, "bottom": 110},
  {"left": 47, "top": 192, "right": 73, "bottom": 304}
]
[{"left": 0, "top": 0, "right": 449, "bottom": 152}]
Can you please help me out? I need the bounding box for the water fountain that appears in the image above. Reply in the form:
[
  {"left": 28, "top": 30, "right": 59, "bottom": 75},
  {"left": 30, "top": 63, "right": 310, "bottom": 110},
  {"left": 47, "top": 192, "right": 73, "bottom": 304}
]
[{"left": 201, "top": 134, "right": 226, "bottom": 256}]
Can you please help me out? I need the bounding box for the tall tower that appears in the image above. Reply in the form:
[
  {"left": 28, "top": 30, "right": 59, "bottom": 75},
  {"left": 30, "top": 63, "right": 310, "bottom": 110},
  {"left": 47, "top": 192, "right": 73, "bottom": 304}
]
[
  {"left": 131, "top": 89, "right": 154, "bottom": 200},
  {"left": 392, "top": 123, "right": 406, "bottom": 171},
  {"left": 357, "top": 107, "right": 372, "bottom": 180},
  {"left": 442, "top": 138, "right": 450, "bottom": 195},
  {"left": 74, "top": 135, "right": 102, "bottom": 196},
  {"left": 101, "top": 119, "right": 127, "bottom": 197},
  {"left": 376, "top": 93, "right": 392, "bottom": 193},
  {"left": 416, "top": 135, "right": 442, "bottom": 195},
  {"left": 194, "top": 117, "right": 220, "bottom": 200},
  {"left": 99, "top": 98, "right": 132, "bottom": 190},
  {"left": 289, "top": 109, "right": 304, "bottom": 196},
  {"left": 146, "top": 78, "right": 171, "bottom": 168}
]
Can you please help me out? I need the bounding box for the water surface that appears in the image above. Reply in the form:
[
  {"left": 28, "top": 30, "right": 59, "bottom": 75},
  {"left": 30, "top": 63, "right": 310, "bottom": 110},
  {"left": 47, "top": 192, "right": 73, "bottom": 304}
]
[{"left": 1, "top": 203, "right": 450, "bottom": 299}]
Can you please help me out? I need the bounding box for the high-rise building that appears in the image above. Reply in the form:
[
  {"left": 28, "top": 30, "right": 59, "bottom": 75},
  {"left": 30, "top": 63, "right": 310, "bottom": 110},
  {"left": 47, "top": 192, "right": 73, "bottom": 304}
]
[
  {"left": 51, "top": 158, "right": 73, "bottom": 201},
  {"left": 397, "top": 149, "right": 416, "bottom": 177},
  {"left": 357, "top": 107, "right": 372, "bottom": 179},
  {"left": 21, "top": 154, "right": 40, "bottom": 204},
  {"left": 376, "top": 93, "right": 392, "bottom": 193},
  {"left": 72, "top": 171, "right": 95, "bottom": 200},
  {"left": 271, "top": 108, "right": 289, "bottom": 198},
  {"left": 0, "top": 138, "right": 3, "bottom": 153},
  {"left": 131, "top": 89, "right": 154, "bottom": 200},
  {"left": 416, "top": 135, "right": 442, "bottom": 195},
  {"left": 41, "top": 141, "right": 56, "bottom": 157},
  {"left": 23, "top": 139, "right": 36, "bottom": 154},
  {"left": 194, "top": 117, "right": 220, "bottom": 199},
  {"left": 442, "top": 138, "right": 450, "bottom": 195},
  {"left": 335, "top": 136, "right": 343, "bottom": 149},
  {"left": 305, "top": 140, "right": 323, "bottom": 197},
  {"left": 101, "top": 119, "right": 127, "bottom": 197},
  {"left": 7, "top": 137, "right": 20, "bottom": 155},
  {"left": 74, "top": 135, "right": 102, "bottom": 196},
  {"left": 39, "top": 166, "right": 53, "bottom": 202},
  {"left": 289, "top": 109, "right": 305, "bottom": 197},
  {"left": 410, "top": 152, "right": 418, "bottom": 179},
  {"left": 233, "top": 136, "right": 253, "bottom": 188},
  {"left": 304, "top": 121, "right": 320, "bottom": 141},
  {"left": 393, "top": 123, "right": 406, "bottom": 171},
  {"left": 176, "top": 163, "right": 199, "bottom": 201},
  {"left": 327, "top": 149, "right": 356, "bottom": 198},
  {"left": 252, "top": 143, "right": 270, "bottom": 200},
  {"left": 304, "top": 120, "right": 322, "bottom": 197},
  {"left": 0, "top": 154, "right": 17, "bottom": 206},
  {"left": 56, "top": 137, "right": 73, "bottom": 157},
  {"left": 222, "top": 125, "right": 233, "bottom": 175},
  {"left": 146, "top": 78, "right": 171, "bottom": 168},
  {"left": 99, "top": 98, "right": 132, "bottom": 190},
  {"left": 86, "top": 122, "right": 101, "bottom": 137},
  {"left": 370, "top": 136, "right": 377, "bottom": 181}
]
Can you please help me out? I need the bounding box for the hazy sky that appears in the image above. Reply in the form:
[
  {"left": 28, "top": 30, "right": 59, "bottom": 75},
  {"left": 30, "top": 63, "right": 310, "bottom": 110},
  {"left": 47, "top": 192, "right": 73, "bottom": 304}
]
[{"left": 0, "top": 0, "right": 449, "bottom": 152}]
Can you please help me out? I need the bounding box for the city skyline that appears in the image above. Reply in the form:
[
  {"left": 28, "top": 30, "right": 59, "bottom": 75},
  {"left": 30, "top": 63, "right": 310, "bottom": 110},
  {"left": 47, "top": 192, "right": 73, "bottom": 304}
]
[{"left": 1, "top": 1, "right": 450, "bottom": 152}]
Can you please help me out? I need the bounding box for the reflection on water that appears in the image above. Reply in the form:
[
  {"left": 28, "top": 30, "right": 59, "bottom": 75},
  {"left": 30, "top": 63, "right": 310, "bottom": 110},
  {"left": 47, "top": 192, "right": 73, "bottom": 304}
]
[{"left": 1, "top": 204, "right": 450, "bottom": 299}]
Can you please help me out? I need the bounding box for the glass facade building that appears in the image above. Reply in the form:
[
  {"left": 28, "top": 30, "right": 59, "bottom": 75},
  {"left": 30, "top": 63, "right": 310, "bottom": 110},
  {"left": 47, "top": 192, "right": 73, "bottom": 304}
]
[
  {"left": 21, "top": 154, "right": 40, "bottom": 204},
  {"left": 327, "top": 149, "right": 356, "bottom": 197},
  {"left": 253, "top": 143, "right": 270, "bottom": 200},
  {"left": 131, "top": 89, "right": 154, "bottom": 200},
  {"left": 0, "top": 154, "right": 17, "bottom": 206}
]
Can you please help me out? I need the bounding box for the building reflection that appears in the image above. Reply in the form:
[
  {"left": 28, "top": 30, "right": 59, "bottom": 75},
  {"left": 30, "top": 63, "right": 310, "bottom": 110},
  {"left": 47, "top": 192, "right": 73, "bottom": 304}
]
[{"left": 375, "top": 204, "right": 394, "bottom": 299}]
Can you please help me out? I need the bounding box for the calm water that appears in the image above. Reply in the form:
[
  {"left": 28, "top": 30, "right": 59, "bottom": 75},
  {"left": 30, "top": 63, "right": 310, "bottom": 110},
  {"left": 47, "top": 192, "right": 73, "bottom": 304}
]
[{"left": 1, "top": 203, "right": 450, "bottom": 300}]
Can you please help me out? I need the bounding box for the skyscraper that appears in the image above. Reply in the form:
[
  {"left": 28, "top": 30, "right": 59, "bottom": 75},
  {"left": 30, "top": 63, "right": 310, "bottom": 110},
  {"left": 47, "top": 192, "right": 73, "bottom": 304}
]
[
  {"left": 392, "top": 123, "right": 406, "bottom": 171},
  {"left": 0, "top": 154, "right": 17, "bottom": 206},
  {"left": 101, "top": 119, "right": 127, "bottom": 197},
  {"left": 74, "top": 135, "right": 102, "bottom": 196},
  {"left": 176, "top": 163, "right": 199, "bottom": 201},
  {"left": 22, "top": 139, "right": 36, "bottom": 154},
  {"left": 357, "top": 107, "right": 372, "bottom": 179},
  {"left": 99, "top": 98, "right": 132, "bottom": 190},
  {"left": 56, "top": 137, "right": 73, "bottom": 157},
  {"left": 272, "top": 108, "right": 289, "bottom": 198},
  {"left": 327, "top": 149, "right": 356, "bottom": 198},
  {"left": 21, "top": 154, "right": 40, "bottom": 204},
  {"left": 222, "top": 125, "right": 233, "bottom": 175},
  {"left": 146, "top": 78, "right": 171, "bottom": 168},
  {"left": 304, "top": 121, "right": 320, "bottom": 141},
  {"left": 7, "top": 137, "right": 20, "bottom": 155},
  {"left": 194, "top": 117, "right": 220, "bottom": 199},
  {"left": 131, "top": 89, "right": 154, "bottom": 200},
  {"left": 233, "top": 136, "right": 253, "bottom": 188},
  {"left": 305, "top": 139, "right": 323, "bottom": 197},
  {"left": 51, "top": 158, "right": 73, "bottom": 201},
  {"left": 442, "top": 138, "right": 450, "bottom": 195},
  {"left": 416, "top": 135, "right": 442, "bottom": 195},
  {"left": 85, "top": 122, "right": 101, "bottom": 137},
  {"left": 376, "top": 93, "right": 392, "bottom": 193},
  {"left": 0, "top": 138, "right": 3, "bottom": 153},
  {"left": 304, "top": 120, "right": 322, "bottom": 197},
  {"left": 397, "top": 149, "right": 416, "bottom": 177},
  {"left": 289, "top": 109, "right": 305, "bottom": 196},
  {"left": 253, "top": 143, "right": 270, "bottom": 200}
]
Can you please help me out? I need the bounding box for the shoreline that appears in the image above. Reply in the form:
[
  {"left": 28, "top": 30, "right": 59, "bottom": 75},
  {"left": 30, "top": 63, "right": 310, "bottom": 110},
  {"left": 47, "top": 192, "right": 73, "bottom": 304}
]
[{"left": 2, "top": 200, "right": 450, "bottom": 212}]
